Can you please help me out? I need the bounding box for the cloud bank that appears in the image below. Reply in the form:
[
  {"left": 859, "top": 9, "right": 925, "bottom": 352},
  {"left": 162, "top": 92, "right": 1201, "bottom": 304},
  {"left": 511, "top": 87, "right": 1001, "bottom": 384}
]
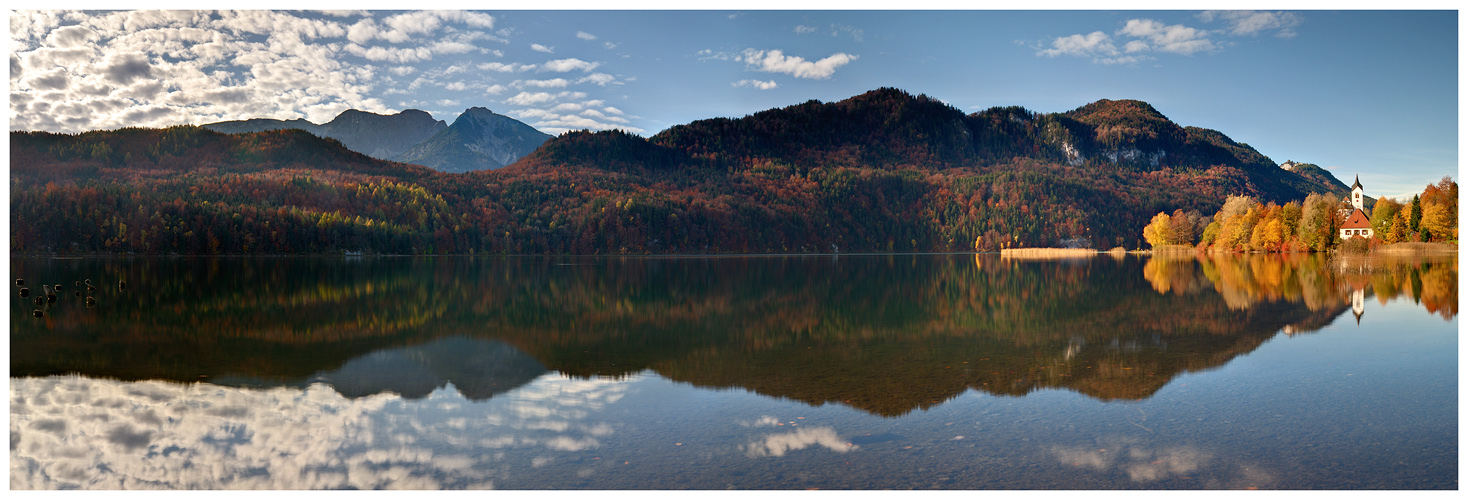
[
  {"left": 10, "top": 10, "right": 635, "bottom": 135},
  {"left": 1037, "top": 11, "right": 1303, "bottom": 65}
]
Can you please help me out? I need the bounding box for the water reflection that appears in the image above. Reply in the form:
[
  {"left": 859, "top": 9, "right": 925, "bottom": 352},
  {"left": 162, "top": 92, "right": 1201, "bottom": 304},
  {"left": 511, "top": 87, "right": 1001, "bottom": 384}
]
[
  {"left": 9, "top": 372, "right": 632, "bottom": 489},
  {"left": 742, "top": 426, "right": 855, "bottom": 458},
  {"left": 11, "top": 253, "right": 1457, "bottom": 418},
  {"left": 214, "top": 337, "right": 548, "bottom": 400},
  {"left": 1142, "top": 251, "right": 1458, "bottom": 318},
  {"left": 1050, "top": 440, "right": 1217, "bottom": 484}
]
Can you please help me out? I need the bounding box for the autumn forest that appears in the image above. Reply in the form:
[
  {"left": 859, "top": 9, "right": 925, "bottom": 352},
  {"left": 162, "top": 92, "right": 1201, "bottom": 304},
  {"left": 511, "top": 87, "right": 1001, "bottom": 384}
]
[{"left": 9, "top": 88, "right": 1432, "bottom": 256}]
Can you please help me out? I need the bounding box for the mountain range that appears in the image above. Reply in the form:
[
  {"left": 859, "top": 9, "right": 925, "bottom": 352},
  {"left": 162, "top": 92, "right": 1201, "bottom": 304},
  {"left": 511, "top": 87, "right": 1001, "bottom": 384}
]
[
  {"left": 11, "top": 87, "right": 1360, "bottom": 254},
  {"left": 393, "top": 107, "right": 555, "bottom": 173},
  {"left": 202, "top": 106, "right": 551, "bottom": 173}
]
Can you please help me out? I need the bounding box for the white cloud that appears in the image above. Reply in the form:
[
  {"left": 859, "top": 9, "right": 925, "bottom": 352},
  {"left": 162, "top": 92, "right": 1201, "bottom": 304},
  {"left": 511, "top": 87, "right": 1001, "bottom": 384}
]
[
  {"left": 346, "top": 19, "right": 381, "bottom": 44},
  {"left": 514, "top": 78, "right": 571, "bottom": 89},
  {"left": 1039, "top": 13, "right": 1296, "bottom": 65},
  {"left": 539, "top": 58, "right": 601, "bottom": 73},
  {"left": 1118, "top": 19, "right": 1216, "bottom": 55},
  {"left": 344, "top": 44, "right": 433, "bottom": 63},
  {"left": 732, "top": 79, "right": 778, "bottom": 90},
  {"left": 342, "top": 11, "right": 492, "bottom": 46},
  {"left": 431, "top": 40, "right": 479, "bottom": 55},
  {"left": 46, "top": 25, "right": 98, "bottom": 48},
  {"left": 316, "top": 10, "right": 370, "bottom": 18},
  {"left": 505, "top": 91, "right": 586, "bottom": 106},
  {"left": 829, "top": 24, "right": 865, "bottom": 42},
  {"left": 1198, "top": 10, "right": 1303, "bottom": 38},
  {"left": 504, "top": 95, "right": 640, "bottom": 135},
  {"left": 737, "top": 49, "right": 856, "bottom": 80},
  {"left": 794, "top": 25, "right": 818, "bottom": 34},
  {"left": 9, "top": 10, "right": 637, "bottom": 135},
  {"left": 530, "top": 43, "right": 555, "bottom": 54},
  {"left": 577, "top": 73, "right": 617, "bottom": 86},
  {"left": 1038, "top": 31, "right": 1119, "bottom": 59},
  {"left": 479, "top": 62, "right": 536, "bottom": 73},
  {"left": 10, "top": 10, "right": 399, "bottom": 132}
]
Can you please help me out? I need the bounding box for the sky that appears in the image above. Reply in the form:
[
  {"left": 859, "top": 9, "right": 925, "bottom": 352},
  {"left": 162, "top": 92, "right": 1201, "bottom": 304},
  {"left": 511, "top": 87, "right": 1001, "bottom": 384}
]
[{"left": 6, "top": 7, "right": 1460, "bottom": 200}]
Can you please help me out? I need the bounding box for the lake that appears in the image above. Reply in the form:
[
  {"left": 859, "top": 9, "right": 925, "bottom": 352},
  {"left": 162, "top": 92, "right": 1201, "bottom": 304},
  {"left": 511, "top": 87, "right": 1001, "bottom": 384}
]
[{"left": 8, "top": 252, "right": 1458, "bottom": 489}]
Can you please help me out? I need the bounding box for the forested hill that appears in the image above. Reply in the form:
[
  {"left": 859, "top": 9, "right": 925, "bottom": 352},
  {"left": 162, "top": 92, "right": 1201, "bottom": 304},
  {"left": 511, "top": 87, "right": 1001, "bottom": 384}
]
[
  {"left": 517, "top": 89, "right": 1345, "bottom": 199},
  {"left": 12, "top": 88, "right": 1354, "bottom": 255}
]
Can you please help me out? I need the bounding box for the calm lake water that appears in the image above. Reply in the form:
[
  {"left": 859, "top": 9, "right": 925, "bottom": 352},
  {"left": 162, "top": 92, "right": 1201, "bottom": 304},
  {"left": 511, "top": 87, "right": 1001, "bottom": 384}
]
[{"left": 8, "top": 252, "right": 1458, "bottom": 489}]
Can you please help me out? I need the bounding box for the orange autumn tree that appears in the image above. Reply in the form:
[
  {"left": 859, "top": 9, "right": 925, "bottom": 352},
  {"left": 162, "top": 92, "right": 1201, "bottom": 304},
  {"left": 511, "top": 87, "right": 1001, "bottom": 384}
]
[{"left": 1418, "top": 176, "right": 1458, "bottom": 242}]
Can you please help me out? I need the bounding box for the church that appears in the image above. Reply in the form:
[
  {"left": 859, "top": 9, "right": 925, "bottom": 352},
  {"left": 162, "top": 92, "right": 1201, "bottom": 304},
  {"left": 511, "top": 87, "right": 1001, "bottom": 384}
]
[{"left": 1339, "top": 175, "right": 1373, "bottom": 240}]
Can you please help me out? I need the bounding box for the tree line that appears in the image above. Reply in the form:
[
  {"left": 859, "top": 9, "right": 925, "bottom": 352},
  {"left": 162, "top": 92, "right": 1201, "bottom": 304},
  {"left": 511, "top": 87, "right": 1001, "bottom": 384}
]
[
  {"left": 12, "top": 89, "right": 1363, "bottom": 255},
  {"left": 1142, "top": 176, "right": 1458, "bottom": 251}
]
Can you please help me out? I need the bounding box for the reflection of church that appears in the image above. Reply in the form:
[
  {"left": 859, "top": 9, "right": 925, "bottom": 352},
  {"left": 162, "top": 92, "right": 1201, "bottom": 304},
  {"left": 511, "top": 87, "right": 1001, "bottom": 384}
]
[
  {"left": 1340, "top": 176, "right": 1373, "bottom": 240},
  {"left": 1351, "top": 288, "right": 1366, "bottom": 324}
]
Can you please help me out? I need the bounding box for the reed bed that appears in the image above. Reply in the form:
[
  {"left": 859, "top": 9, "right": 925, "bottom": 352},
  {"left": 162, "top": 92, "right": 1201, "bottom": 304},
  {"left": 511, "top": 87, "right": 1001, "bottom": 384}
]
[
  {"left": 999, "top": 248, "right": 1098, "bottom": 260},
  {"left": 1147, "top": 244, "right": 1198, "bottom": 254},
  {"left": 1374, "top": 242, "right": 1457, "bottom": 254}
]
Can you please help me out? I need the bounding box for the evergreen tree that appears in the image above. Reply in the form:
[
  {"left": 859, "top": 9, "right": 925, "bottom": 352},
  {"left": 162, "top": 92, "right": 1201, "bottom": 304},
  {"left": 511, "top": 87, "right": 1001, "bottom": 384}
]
[{"left": 1409, "top": 194, "right": 1423, "bottom": 232}]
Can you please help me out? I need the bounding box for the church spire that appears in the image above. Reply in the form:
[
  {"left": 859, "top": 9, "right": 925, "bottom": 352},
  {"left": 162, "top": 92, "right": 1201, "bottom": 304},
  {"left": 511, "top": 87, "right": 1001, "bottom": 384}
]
[{"left": 1349, "top": 175, "right": 1366, "bottom": 211}]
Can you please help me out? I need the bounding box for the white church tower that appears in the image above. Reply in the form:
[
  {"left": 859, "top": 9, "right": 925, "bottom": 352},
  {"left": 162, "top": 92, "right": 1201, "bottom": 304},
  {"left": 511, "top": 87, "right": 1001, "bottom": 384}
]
[
  {"left": 1340, "top": 175, "right": 1374, "bottom": 240},
  {"left": 1350, "top": 175, "right": 1365, "bottom": 211}
]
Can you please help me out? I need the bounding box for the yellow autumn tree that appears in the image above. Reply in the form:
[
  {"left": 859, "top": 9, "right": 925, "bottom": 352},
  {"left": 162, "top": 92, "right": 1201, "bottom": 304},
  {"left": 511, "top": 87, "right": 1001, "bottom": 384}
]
[
  {"left": 1250, "top": 218, "right": 1285, "bottom": 252},
  {"left": 1142, "top": 212, "right": 1173, "bottom": 248},
  {"left": 1217, "top": 206, "right": 1260, "bottom": 252},
  {"left": 1420, "top": 202, "right": 1453, "bottom": 242}
]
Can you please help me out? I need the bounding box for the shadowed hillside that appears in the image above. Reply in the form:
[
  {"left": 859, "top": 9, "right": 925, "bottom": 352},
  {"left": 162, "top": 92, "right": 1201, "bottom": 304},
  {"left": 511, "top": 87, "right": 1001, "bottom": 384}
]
[{"left": 13, "top": 88, "right": 1356, "bottom": 253}]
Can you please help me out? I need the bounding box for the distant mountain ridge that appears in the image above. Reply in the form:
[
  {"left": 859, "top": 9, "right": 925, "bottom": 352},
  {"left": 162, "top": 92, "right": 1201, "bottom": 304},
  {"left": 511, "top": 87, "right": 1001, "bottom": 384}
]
[
  {"left": 204, "top": 107, "right": 551, "bottom": 173},
  {"left": 204, "top": 109, "right": 446, "bottom": 161},
  {"left": 393, "top": 107, "right": 554, "bottom": 173}
]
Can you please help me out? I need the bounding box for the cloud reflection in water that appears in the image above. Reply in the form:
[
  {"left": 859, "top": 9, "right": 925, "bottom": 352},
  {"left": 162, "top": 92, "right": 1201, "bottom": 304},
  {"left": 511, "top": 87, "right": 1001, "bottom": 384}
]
[
  {"left": 1051, "top": 442, "right": 1210, "bottom": 481},
  {"left": 1049, "top": 437, "right": 1271, "bottom": 487},
  {"left": 10, "top": 372, "right": 635, "bottom": 489},
  {"left": 742, "top": 426, "right": 855, "bottom": 458}
]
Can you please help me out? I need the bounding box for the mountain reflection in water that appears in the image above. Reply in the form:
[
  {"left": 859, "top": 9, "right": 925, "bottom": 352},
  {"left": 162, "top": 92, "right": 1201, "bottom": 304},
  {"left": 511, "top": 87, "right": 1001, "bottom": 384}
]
[{"left": 10, "top": 252, "right": 1456, "bottom": 417}]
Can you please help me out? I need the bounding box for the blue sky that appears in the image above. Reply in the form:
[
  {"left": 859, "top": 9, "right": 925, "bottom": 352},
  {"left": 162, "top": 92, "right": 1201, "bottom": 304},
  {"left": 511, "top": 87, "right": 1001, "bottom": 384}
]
[{"left": 7, "top": 8, "right": 1459, "bottom": 199}]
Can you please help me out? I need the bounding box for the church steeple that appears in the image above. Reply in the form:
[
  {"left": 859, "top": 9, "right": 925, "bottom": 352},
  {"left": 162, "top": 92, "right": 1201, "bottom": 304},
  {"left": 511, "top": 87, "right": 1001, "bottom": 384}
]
[{"left": 1350, "top": 174, "right": 1365, "bottom": 211}]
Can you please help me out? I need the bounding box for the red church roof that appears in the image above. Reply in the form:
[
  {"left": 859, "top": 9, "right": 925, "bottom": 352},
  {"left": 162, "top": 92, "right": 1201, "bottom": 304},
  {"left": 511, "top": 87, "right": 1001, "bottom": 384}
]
[{"left": 1342, "top": 208, "right": 1372, "bottom": 229}]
